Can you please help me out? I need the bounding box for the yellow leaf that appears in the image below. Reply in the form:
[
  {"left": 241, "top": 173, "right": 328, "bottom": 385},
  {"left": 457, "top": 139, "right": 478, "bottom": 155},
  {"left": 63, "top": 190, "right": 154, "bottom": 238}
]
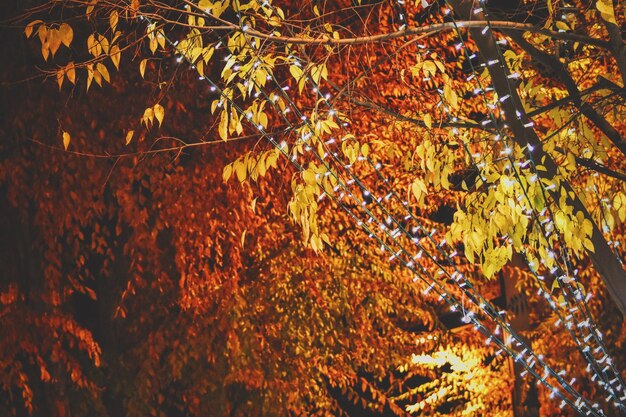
[
  {"left": 24, "top": 20, "right": 42, "bottom": 38},
  {"left": 422, "top": 60, "right": 437, "bottom": 76},
  {"left": 424, "top": 113, "right": 432, "bottom": 129},
  {"left": 411, "top": 179, "right": 428, "bottom": 204},
  {"left": 110, "top": 11, "right": 119, "bottom": 31},
  {"left": 59, "top": 23, "right": 73, "bottom": 47},
  {"left": 86, "top": 64, "right": 94, "bottom": 91},
  {"left": 98, "top": 34, "right": 109, "bottom": 54},
  {"left": 218, "top": 111, "right": 228, "bottom": 140},
  {"left": 156, "top": 29, "right": 165, "bottom": 49},
  {"left": 444, "top": 84, "right": 458, "bottom": 109},
  {"left": 41, "top": 43, "right": 49, "bottom": 61},
  {"left": 153, "top": 103, "right": 165, "bottom": 127},
  {"left": 302, "top": 169, "right": 316, "bottom": 185},
  {"left": 202, "top": 46, "right": 214, "bottom": 64},
  {"left": 97, "top": 63, "right": 110, "bottom": 83},
  {"left": 48, "top": 29, "right": 61, "bottom": 57},
  {"left": 596, "top": 0, "right": 617, "bottom": 25},
  {"left": 222, "top": 163, "right": 233, "bottom": 182},
  {"left": 66, "top": 62, "right": 76, "bottom": 84},
  {"left": 555, "top": 21, "right": 569, "bottom": 31},
  {"left": 139, "top": 59, "right": 147, "bottom": 78},
  {"left": 241, "top": 230, "right": 246, "bottom": 248},
  {"left": 289, "top": 64, "right": 303, "bottom": 81},
  {"left": 110, "top": 45, "right": 121, "bottom": 69},
  {"left": 87, "top": 34, "right": 96, "bottom": 56},
  {"left": 196, "top": 60, "right": 204, "bottom": 77},
  {"left": 311, "top": 64, "right": 323, "bottom": 83},
  {"left": 149, "top": 36, "right": 158, "bottom": 54},
  {"left": 235, "top": 160, "right": 247, "bottom": 182},
  {"left": 93, "top": 68, "right": 103, "bottom": 86},
  {"left": 125, "top": 130, "right": 134, "bottom": 145},
  {"left": 143, "top": 107, "right": 154, "bottom": 128},
  {"left": 361, "top": 143, "right": 370, "bottom": 158},
  {"left": 251, "top": 197, "right": 257, "bottom": 213},
  {"left": 266, "top": 150, "right": 279, "bottom": 169},
  {"left": 62, "top": 131, "right": 71, "bottom": 150},
  {"left": 38, "top": 25, "right": 48, "bottom": 44}
]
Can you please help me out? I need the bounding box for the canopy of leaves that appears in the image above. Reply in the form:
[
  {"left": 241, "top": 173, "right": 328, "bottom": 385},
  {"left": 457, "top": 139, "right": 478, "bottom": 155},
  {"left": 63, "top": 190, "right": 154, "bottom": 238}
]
[{"left": 1, "top": 0, "right": 626, "bottom": 416}]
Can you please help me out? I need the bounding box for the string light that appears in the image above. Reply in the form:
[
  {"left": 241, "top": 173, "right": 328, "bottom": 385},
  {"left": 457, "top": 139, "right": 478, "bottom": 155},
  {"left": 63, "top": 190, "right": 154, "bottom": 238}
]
[
  {"left": 135, "top": 2, "right": 625, "bottom": 414},
  {"left": 446, "top": 2, "right": 626, "bottom": 410}
]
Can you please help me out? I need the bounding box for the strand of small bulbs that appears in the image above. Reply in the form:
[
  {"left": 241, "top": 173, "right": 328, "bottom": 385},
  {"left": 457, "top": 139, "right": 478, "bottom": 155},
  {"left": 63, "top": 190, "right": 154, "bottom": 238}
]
[
  {"left": 138, "top": 3, "right": 623, "bottom": 415},
  {"left": 392, "top": 0, "right": 626, "bottom": 405},
  {"left": 442, "top": 0, "right": 626, "bottom": 409},
  {"left": 274, "top": 0, "right": 626, "bottom": 411},
  {"left": 151, "top": 3, "right": 608, "bottom": 412},
  {"left": 227, "top": 3, "right": 619, "bottom": 412}
]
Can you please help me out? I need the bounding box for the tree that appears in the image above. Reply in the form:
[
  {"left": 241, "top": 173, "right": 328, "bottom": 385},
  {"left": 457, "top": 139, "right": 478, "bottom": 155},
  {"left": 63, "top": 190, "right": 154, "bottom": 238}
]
[{"left": 1, "top": 0, "right": 626, "bottom": 416}]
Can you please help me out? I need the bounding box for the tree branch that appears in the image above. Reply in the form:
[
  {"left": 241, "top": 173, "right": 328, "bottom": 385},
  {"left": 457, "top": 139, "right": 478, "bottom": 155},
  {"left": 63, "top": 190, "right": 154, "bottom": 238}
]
[
  {"left": 348, "top": 97, "right": 492, "bottom": 132},
  {"left": 506, "top": 30, "right": 626, "bottom": 158},
  {"left": 180, "top": 2, "right": 613, "bottom": 49}
]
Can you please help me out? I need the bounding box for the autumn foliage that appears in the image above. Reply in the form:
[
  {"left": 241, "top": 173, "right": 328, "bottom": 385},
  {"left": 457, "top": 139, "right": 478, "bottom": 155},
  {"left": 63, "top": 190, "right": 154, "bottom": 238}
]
[{"left": 1, "top": 0, "right": 626, "bottom": 416}]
